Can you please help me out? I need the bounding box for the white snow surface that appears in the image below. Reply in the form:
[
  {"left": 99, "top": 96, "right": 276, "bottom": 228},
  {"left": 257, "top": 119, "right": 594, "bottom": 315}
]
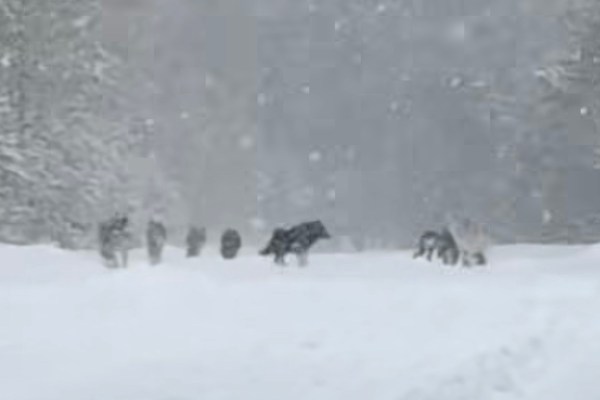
[{"left": 1, "top": 244, "right": 600, "bottom": 400}]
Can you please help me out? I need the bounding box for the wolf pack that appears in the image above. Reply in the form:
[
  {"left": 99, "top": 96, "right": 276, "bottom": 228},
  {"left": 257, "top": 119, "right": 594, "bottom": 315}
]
[
  {"left": 98, "top": 213, "right": 206, "bottom": 269},
  {"left": 413, "top": 225, "right": 487, "bottom": 267},
  {"left": 98, "top": 214, "right": 487, "bottom": 268}
]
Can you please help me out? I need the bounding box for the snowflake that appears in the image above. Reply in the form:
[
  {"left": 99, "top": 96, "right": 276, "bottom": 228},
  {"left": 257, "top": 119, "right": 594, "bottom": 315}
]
[
  {"left": 309, "top": 151, "right": 322, "bottom": 162},
  {"left": 389, "top": 101, "right": 400, "bottom": 112},
  {"left": 345, "top": 148, "right": 356, "bottom": 161},
  {"left": 249, "top": 217, "right": 267, "bottom": 231},
  {"left": 542, "top": 210, "right": 553, "bottom": 224},
  {"left": 448, "top": 21, "right": 468, "bottom": 43},
  {"left": 327, "top": 189, "right": 337, "bottom": 200},
  {"left": 180, "top": 112, "right": 190, "bottom": 120},
  {"left": 470, "top": 80, "right": 487, "bottom": 88},
  {"left": 1, "top": 54, "right": 11, "bottom": 68},
  {"left": 204, "top": 74, "right": 215, "bottom": 88},
  {"left": 302, "top": 85, "right": 311, "bottom": 94},
  {"left": 257, "top": 93, "right": 267, "bottom": 106},
  {"left": 239, "top": 135, "right": 254, "bottom": 150},
  {"left": 375, "top": 3, "right": 387, "bottom": 14},
  {"left": 72, "top": 15, "right": 92, "bottom": 29},
  {"left": 449, "top": 76, "right": 463, "bottom": 88},
  {"left": 496, "top": 144, "right": 511, "bottom": 160},
  {"left": 580, "top": 107, "right": 590, "bottom": 116}
]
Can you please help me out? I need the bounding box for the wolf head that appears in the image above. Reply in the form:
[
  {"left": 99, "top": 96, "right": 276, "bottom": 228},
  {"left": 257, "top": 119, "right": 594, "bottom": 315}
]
[{"left": 310, "top": 220, "right": 331, "bottom": 240}]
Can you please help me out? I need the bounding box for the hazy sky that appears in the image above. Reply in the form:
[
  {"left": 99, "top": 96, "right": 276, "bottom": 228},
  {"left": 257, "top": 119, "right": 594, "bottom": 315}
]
[{"left": 95, "top": 0, "right": 596, "bottom": 247}]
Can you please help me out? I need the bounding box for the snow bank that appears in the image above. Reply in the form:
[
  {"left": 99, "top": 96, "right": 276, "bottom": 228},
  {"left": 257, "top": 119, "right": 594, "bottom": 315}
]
[{"left": 0, "top": 244, "right": 599, "bottom": 400}]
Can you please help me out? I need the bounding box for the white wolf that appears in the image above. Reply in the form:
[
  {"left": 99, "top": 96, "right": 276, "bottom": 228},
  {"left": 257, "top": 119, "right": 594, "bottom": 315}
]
[{"left": 448, "top": 217, "right": 490, "bottom": 266}]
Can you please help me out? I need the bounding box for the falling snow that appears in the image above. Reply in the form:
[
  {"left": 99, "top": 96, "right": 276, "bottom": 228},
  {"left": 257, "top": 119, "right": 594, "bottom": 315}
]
[
  {"left": 257, "top": 93, "right": 267, "bottom": 106},
  {"left": 327, "top": 188, "right": 337, "bottom": 200},
  {"left": 72, "top": 16, "right": 92, "bottom": 29},
  {"left": 239, "top": 135, "right": 255, "bottom": 150},
  {"left": 334, "top": 20, "right": 344, "bottom": 32},
  {"left": 449, "top": 76, "right": 464, "bottom": 88},
  {"left": 204, "top": 74, "right": 215, "bottom": 88},
  {"left": 1, "top": 54, "right": 11, "bottom": 68},
  {"left": 309, "top": 151, "right": 322, "bottom": 163},
  {"left": 375, "top": 4, "right": 387, "bottom": 14},
  {"left": 448, "top": 21, "right": 468, "bottom": 43}
]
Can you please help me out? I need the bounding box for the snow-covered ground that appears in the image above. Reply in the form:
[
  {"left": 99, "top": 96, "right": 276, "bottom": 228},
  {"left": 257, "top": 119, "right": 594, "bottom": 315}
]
[{"left": 1, "top": 244, "right": 599, "bottom": 400}]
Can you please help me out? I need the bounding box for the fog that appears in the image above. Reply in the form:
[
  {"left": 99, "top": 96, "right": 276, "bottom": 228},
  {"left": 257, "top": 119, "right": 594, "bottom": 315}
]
[{"left": 1, "top": 0, "right": 599, "bottom": 248}]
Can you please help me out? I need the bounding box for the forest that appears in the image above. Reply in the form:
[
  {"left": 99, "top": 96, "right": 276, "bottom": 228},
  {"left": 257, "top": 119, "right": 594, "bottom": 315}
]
[{"left": 1, "top": 0, "right": 600, "bottom": 249}]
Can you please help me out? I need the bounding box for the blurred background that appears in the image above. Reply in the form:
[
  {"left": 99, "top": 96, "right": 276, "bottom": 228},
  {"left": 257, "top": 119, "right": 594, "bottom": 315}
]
[{"left": 1, "top": 0, "right": 600, "bottom": 249}]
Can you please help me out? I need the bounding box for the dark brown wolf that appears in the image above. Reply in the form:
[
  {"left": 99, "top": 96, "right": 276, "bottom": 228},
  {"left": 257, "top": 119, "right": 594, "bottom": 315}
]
[{"left": 260, "top": 220, "right": 331, "bottom": 266}]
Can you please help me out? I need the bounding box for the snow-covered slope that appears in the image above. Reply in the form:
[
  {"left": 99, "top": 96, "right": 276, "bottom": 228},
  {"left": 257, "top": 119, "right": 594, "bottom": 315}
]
[{"left": 0, "top": 244, "right": 599, "bottom": 400}]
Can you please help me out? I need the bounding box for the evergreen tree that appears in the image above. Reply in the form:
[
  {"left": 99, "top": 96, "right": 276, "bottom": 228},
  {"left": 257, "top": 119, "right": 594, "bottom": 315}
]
[
  {"left": 526, "top": 0, "right": 600, "bottom": 240},
  {"left": 0, "top": 0, "right": 186, "bottom": 246}
]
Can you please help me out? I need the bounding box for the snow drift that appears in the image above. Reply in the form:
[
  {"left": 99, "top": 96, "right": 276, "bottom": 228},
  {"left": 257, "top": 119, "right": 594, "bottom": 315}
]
[{"left": 0, "top": 244, "right": 599, "bottom": 400}]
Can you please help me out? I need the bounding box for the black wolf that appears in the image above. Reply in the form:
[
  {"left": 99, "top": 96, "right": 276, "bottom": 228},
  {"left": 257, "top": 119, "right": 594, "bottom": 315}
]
[
  {"left": 414, "top": 228, "right": 459, "bottom": 266},
  {"left": 146, "top": 219, "right": 167, "bottom": 265},
  {"left": 186, "top": 226, "right": 206, "bottom": 258},
  {"left": 413, "top": 231, "right": 439, "bottom": 261},
  {"left": 260, "top": 220, "right": 331, "bottom": 266},
  {"left": 221, "top": 229, "right": 242, "bottom": 260},
  {"left": 98, "top": 214, "right": 131, "bottom": 268},
  {"left": 436, "top": 228, "right": 460, "bottom": 265}
]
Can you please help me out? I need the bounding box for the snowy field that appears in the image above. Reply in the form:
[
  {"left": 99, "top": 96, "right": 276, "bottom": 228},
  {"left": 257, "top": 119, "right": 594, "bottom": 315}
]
[{"left": 1, "top": 244, "right": 600, "bottom": 400}]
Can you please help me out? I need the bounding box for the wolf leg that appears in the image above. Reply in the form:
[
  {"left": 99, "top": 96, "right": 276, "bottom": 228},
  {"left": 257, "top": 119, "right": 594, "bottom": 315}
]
[
  {"left": 426, "top": 248, "right": 434, "bottom": 261},
  {"left": 120, "top": 249, "right": 129, "bottom": 268},
  {"left": 413, "top": 247, "right": 425, "bottom": 259},
  {"left": 274, "top": 252, "right": 286, "bottom": 266}
]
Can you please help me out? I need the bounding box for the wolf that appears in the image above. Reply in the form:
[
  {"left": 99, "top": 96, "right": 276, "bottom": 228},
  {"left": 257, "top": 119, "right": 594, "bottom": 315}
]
[
  {"left": 221, "top": 228, "right": 242, "bottom": 260},
  {"left": 414, "top": 228, "right": 460, "bottom": 266},
  {"left": 98, "top": 214, "right": 131, "bottom": 268},
  {"left": 413, "top": 231, "right": 439, "bottom": 261},
  {"left": 146, "top": 219, "right": 167, "bottom": 265},
  {"left": 186, "top": 226, "right": 206, "bottom": 258},
  {"left": 259, "top": 220, "right": 331, "bottom": 266},
  {"left": 448, "top": 218, "right": 489, "bottom": 267},
  {"left": 435, "top": 228, "right": 460, "bottom": 266}
]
